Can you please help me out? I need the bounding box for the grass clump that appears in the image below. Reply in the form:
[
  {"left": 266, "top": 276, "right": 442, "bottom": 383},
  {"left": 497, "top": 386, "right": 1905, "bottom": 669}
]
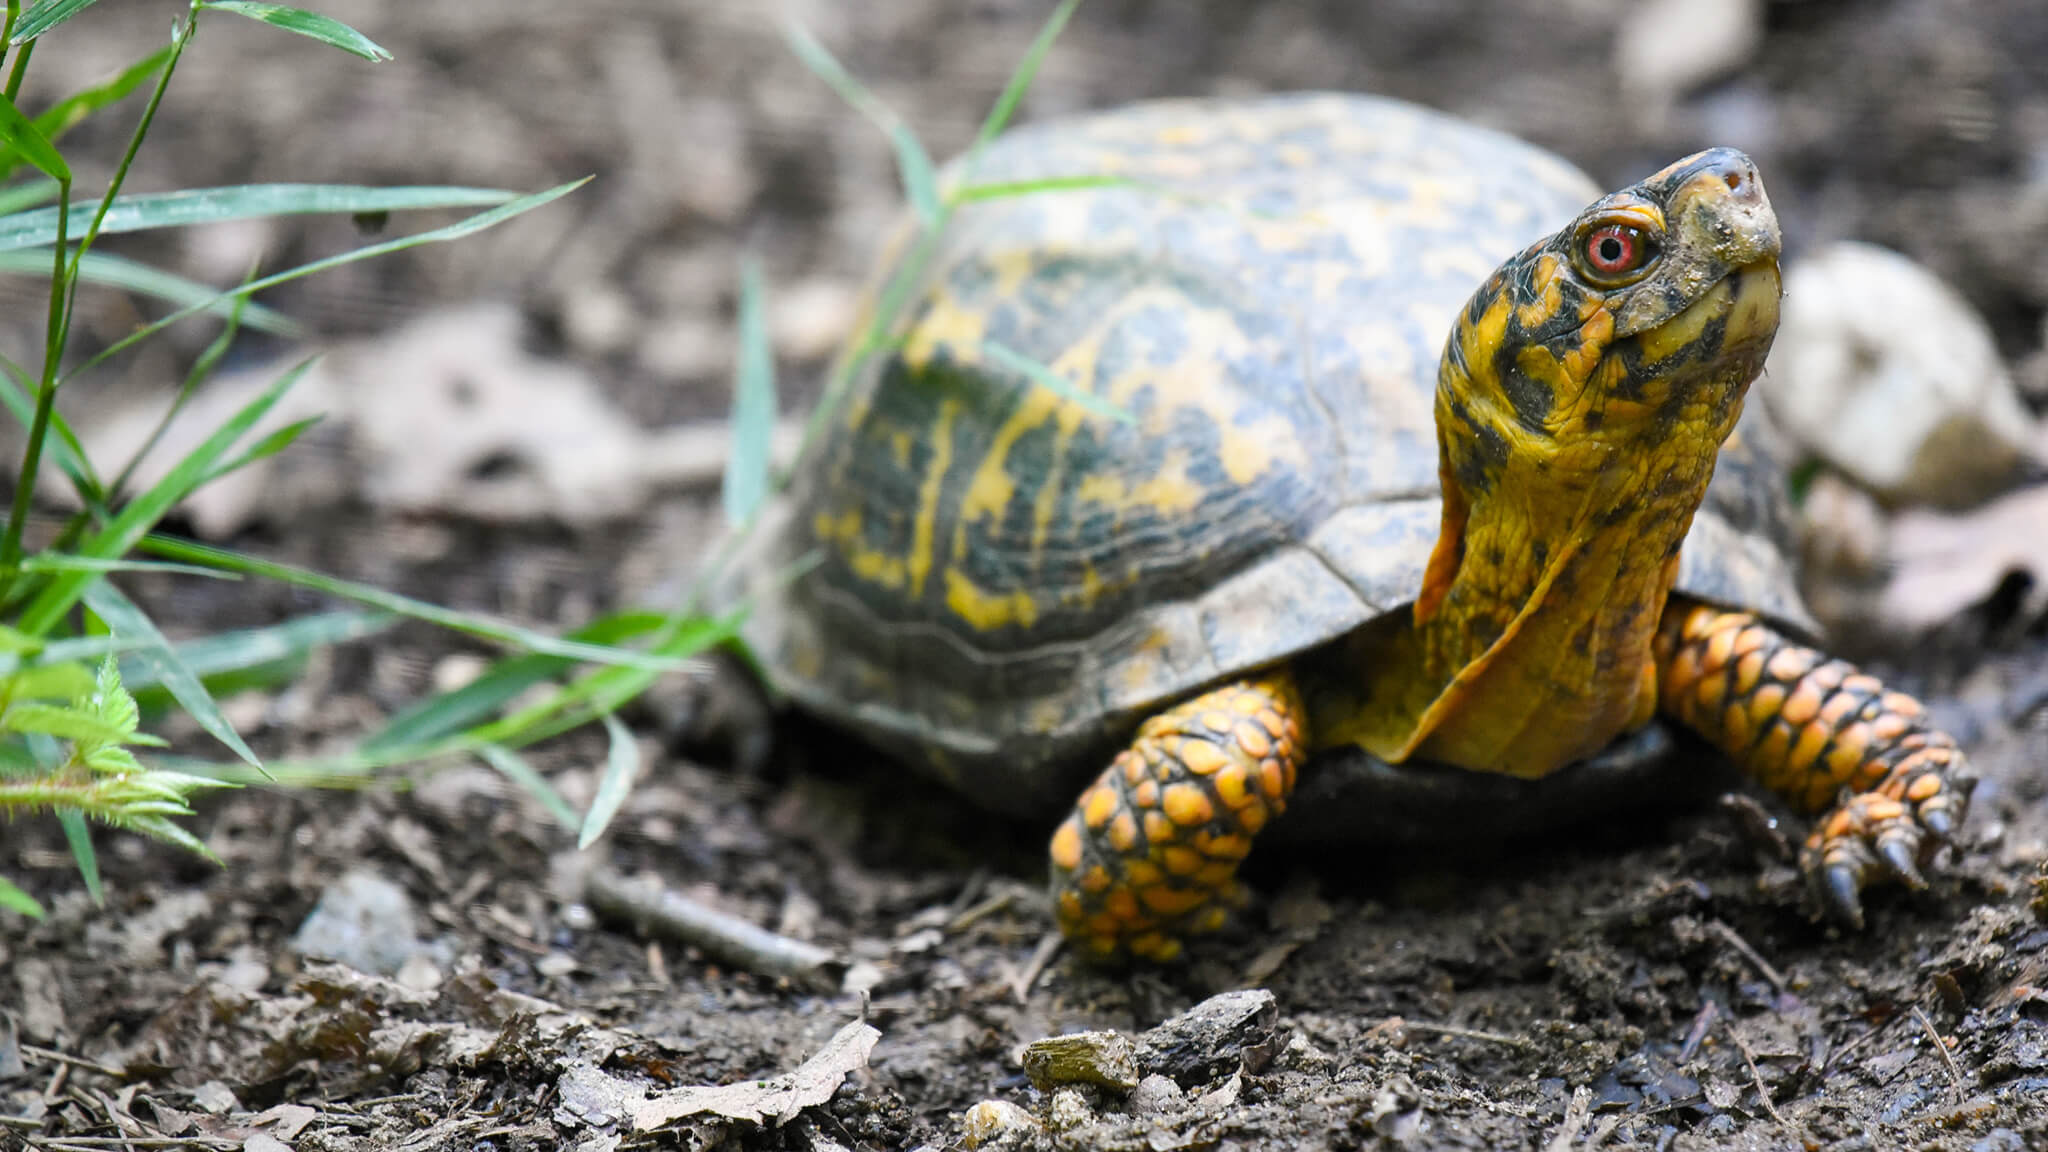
[{"left": 0, "top": 0, "right": 601, "bottom": 916}]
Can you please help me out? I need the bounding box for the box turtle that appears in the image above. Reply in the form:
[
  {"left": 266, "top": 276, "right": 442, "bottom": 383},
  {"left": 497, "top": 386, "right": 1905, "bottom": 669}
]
[{"left": 729, "top": 93, "right": 1974, "bottom": 961}]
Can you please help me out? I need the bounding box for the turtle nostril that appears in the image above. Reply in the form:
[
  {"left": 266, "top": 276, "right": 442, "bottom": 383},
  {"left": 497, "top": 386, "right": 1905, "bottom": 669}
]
[{"left": 1724, "top": 168, "right": 1744, "bottom": 191}]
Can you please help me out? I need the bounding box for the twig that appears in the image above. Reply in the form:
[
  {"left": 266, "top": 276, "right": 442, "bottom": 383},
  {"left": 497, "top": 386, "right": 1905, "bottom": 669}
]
[
  {"left": 1708, "top": 920, "right": 1787, "bottom": 993},
  {"left": 1723, "top": 1016, "right": 1805, "bottom": 1144},
  {"left": 1544, "top": 1085, "right": 1590, "bottom": 1152},
  {"left": 585, "top": 865, "right": 842, "bottom": 993},
  {"left": 25, "top": 1131, "right": 237, "bottom": 1139},
  {"left": 948, "top": 888, "right": 1014, "bottom": 933},
  {"left": 1679, "top": 1001, "right": 1719, "bottom": 1062},
  {"left": 1400, "top": 1020, "right": 1538, "bottom": 1051},
  {"left": 1911, "top": 1006, "right": 1967, "bottom": 1100},
  {"left": 18, "top": 1045, "right": 123, "bottom": 1078},
  {"left": 1819, "top": 1017, "right": 1889, "bottom": 1078},
  {"left": 1010, "top": 930, "right": 1062, "bottom": 1004}
]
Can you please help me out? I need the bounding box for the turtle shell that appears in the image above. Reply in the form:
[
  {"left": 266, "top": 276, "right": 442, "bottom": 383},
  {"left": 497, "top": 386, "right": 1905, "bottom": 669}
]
[{"left": 734, "top": 93, "right": 1811, "bottom": 814}]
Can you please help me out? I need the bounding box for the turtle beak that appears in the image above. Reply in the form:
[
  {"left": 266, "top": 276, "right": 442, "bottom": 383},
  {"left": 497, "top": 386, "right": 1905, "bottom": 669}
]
[
  {"left": 1609, "top": 148, "right": 1782, "bottom": 350},
  {"left": 1660, "top": 148, "right": 1779, "bottom": 272}
]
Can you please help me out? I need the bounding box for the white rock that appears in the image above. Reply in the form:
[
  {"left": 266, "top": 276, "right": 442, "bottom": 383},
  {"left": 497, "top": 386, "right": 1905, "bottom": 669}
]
[
  {"left": 959, "top": 1100, "right": 1041, "bottom": 1150},
  {"left": 1762, "top": 242, "right": 2036, "bottom": 507}
]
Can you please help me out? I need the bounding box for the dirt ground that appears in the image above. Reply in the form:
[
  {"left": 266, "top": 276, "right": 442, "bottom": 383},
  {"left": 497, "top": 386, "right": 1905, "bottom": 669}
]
[{"left": 5, "top": 0, "right": 2048, "bottom": 1149}]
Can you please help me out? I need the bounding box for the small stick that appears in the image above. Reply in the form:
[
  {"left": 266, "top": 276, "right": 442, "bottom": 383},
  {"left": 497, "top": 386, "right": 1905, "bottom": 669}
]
[
  {"left": 1544, "top": 1085, "right": 1590, "bottom": 1152},
  {"left": 1911, "top": 1007, "right": 1967, "bottom": 1100},
  {"left": 22, "top": 1131, "right": 237, "bottom": 1139},
  {"left": 1819, "top": 1018, "right": 1888, "bottom": 1078},
  {"left": 1679, "top": 1001, "right": 1719, "bottom": 1063},
  {"left": 585, "top": 866, "right": 841, "bottom": 993},
  {"left": 1723, "top": 1017, "right": 1804, "bottom": 1144},
  {"left": 1010, "top": 931, "right": 1062, "bottom": 1004},
  {"left": 1708, "top": 920, "right": 1788, "bottom": 993},
  {"left": 18, "top": 1045, "right": 123, "bottom": 1079},
  {"left": 948, "top": 889, "right": 1015, "bottom": 933},
  {"left": 1401, "top": 1020, "right": 1537, "bottom": 1051}
]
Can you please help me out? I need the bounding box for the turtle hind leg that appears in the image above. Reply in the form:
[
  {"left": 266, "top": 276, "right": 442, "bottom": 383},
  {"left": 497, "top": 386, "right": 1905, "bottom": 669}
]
[
  {"left": 1050, "top": 671, "right": 1308, "bottom": 963},
  {"left": 1655, "top": 601, "right": 1976, "bottom": 926}
]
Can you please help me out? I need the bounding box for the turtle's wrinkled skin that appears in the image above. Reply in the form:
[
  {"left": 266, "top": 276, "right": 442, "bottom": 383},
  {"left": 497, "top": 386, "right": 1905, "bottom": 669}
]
[{"left": 730, "top": 94, "right": 1974, "bottom": 961}]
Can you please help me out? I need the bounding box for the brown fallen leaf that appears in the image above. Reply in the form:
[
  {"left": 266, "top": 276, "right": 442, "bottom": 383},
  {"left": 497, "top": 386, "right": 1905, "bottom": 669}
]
[
  {"left": 1881, "top": 485, "right": 2048, "bottom": 632},
  {"left": 631, "top": 1019, "right": 880, "bottom": 1131}
]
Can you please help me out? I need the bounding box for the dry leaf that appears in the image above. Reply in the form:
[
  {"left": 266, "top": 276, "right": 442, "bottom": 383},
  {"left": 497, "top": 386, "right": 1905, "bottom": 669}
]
[
  {"left": 1882, "top": 486, "right": 2048, "bottom": 631},
  {"left": 632, "top": 1019, "right": 880, "bottom": 1130}
]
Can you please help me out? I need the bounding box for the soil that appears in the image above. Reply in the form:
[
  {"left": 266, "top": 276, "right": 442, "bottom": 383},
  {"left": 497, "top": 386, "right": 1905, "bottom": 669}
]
[{"left": 5, "top": 1, "right": 2048, "bottom": 1149}]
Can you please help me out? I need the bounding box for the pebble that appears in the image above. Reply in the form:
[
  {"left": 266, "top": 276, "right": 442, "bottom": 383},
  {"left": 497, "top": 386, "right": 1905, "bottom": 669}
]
[
  {"left": 1127, "top": 1073, "right": 1185, "bottom": 1116},
  {"left": 1139, "top": 988, "right": 1281, "bottom": 1087},
  {"left": 290, "top": 868, "right": 452, "bottom": 977},
  {"left": 1019, "top": 1030, "right": 1140, "bottom": 1092},
  {"left": 959, "top": 1100, "right": 1041, "bottom": 1150}
]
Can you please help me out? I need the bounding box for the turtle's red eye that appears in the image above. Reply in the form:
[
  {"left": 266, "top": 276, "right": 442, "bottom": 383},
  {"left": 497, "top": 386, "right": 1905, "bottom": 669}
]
[{"left": 1582, "top": 224, "right": 1649, "bottom": 278}]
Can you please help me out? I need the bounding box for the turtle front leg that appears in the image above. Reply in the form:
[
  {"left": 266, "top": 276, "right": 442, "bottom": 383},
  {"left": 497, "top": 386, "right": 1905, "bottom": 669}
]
[
  {"left": 1049, "top": 671, "right": 1308, "bottom": 962},
  {"left": 1655, "top": 601, "right": 1976, "bottom": 925}
]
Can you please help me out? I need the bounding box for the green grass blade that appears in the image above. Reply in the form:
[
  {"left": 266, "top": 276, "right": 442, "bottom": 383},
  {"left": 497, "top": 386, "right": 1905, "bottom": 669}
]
[
  {"left": 780, "top": 16, "right": 940, "bottom": 227},
  {"left": 0, "top": 90, "right": 68, "bottom": 183},
  {"left": 199, "top": 415, "right": 322, "bottom": 484},
  {"left": 22, "top": 554, "right": 238, "bottom": 579},
  {"left": 0, "top": 875, "right": 44, "bottom": 917},
  {"left": 0, "top": 249, "right": 301, "bottom": 335},
  {"left": 578, "top": 712, "right": 638, "bottom": 849},
  {"left": 0, "top": 351, "right": 99, "bottom": 499},
  {"left": 17, "top": 42, "right": 172, "bottom": 164},
  {"left": 451, "top": 611, "right": 742, "bottom": 752},
  {"left": 57, "top": 808, "right": 100, "bottom": 905},
  {"left": 160, "top": 612, "right": 387, "bottom": 678},
  {"left": 136, "top": 535, "right": 687, "bottom": 672},
  {"left": 9, "top": 660, "right": 92, "bottom": 701},
  {"left": 363, "top": 611, "right": 665, "bottom": 754},
  {"left": 982, "top": 337, "right": 1134, "bottom": 423},
  {"left": 967, "top": 0, "right": 1082, "bottom": 159},
  {"left": 81, "top": 581, "right": 262, "bottom": 770},
  {"left": 108, "top": 290, "right": 253, "bottom": 504},
  {"left": 724, "top": 257, "right": 777, "bottom": 528},
  {"left": 9, "top": 0, "right": 105, "bottom": 44},
  {"left": 0, "top": 179, "right": 59, "bottom": 215},
  {"left": 948, "top": 174, "right": 1141, "bottom": 205},
  {"left": 70, "top": 178, "right": 588, "bottom": 380},
  {"left": 23, "top": 632, "right": 152, "bottom": 671},
  {"left": 476, "top": 744, "right": 578, "bottom": 832},
  {"left": 894, "top": 130, "right": 942, "bottom": 226},
  {"left": 122, "top": 610, "right": 390, "bottom": 689},
  {"left": 0, "top": 183, "right": 519, "bottom": 253},
  {"left": 182, "top": 610, "right": 739, "bottom": 788},
  {"left": 16, "top": 359, "right": 315, "bottom": 637},
  {"left": 197, "top": 2, "right": 391, "bottom": 62}
]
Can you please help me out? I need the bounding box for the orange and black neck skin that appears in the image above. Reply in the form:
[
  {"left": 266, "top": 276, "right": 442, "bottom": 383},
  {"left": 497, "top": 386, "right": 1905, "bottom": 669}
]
[{"left": 1338, "top": 148, "right": 1784, "bottom": 779}]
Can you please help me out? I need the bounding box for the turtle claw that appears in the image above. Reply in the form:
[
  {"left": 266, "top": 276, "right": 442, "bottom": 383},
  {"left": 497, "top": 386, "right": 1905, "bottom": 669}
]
[
  {"left": 1802, "top": 777, "right": 1962, "bottom": 926},
  {"left": 1819, "top": 862, "right": 1866, "bottom": 930},
  {"left": 1876, "top": 832, "right": 1927, "bottom": 889},
  {"left": 1921, "top": 805, "right": 1955, "bottom": 841}
]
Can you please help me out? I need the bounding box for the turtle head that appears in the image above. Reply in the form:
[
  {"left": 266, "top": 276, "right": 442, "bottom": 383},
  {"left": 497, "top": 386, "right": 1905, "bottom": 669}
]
[
  {"left": 1391, "top": 149, "right": 1783, "bottom": 776},
  {"left": 1432, "top": 147, "right": 1782, "bottom": 509}
]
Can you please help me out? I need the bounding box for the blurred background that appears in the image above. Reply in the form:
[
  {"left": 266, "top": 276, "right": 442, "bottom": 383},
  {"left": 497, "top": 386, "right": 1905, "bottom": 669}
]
[
  {"left": 5, "top": 8, "right": 2048, "bottom": 1144},
  {"left": 2, "top": 0, "right": 2045, "bottom": 657}
]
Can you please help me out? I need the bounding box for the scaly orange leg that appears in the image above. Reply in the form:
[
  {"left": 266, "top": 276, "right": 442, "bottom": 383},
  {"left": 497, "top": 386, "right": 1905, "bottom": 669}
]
[
  {"left": 1049, "top": 672, "right": 1308, "bottom": 962},
  {"left": 1655, "top": 602, "right": 1975, "bottom": 925}
]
